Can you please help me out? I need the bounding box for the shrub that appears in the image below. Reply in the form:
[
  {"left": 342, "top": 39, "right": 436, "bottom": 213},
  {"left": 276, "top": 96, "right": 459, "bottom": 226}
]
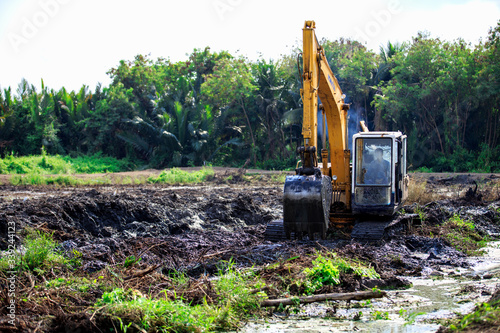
[{"left": 303, "top": 253, "right": 379, "bottom": 294}]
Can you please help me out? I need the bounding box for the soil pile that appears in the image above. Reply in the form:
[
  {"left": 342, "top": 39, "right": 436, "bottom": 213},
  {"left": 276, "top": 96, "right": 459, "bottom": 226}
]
[{"left": 0, "top": 187, "right": 281, "bottom": 249}]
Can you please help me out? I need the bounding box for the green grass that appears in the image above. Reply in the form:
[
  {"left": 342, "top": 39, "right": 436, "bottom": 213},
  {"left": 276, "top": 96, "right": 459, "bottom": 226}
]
[
  {"left": 0, "top": 151, "right": 133, "bottom": 175},
  {"left": 0, "top": 228, "right": 66, "bottom": 272},
  {"left": 6, "top": 166, "right": 216, "bottom": 186},
  {"left": 147, "top": 167, "right": 215, "bottom": 184},
  {"left": 214, "top": 260, "right": 265, "bottom": 316},
  {"left": 442, "top": 214, "right": 488, "bottom": 256},
  {"left": 10, "top": 173, "right": 82, "bottom": 186},
  {"left": 65, "top": 154, "right": 134, "bottom": 173},
  {"left": 94, "top": 259, "right": 265, "bottom": 332},
  {"left": 96, "top": 288, "right": 220, "bottom": 332},
  {"left": 0, "top": 226, "right": 394, "bottom": 332}
]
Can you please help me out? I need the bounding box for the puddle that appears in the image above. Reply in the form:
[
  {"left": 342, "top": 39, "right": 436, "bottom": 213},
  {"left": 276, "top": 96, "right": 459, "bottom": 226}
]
[{"left": 242, "top": 241, "right": 500, "bottom": 333}]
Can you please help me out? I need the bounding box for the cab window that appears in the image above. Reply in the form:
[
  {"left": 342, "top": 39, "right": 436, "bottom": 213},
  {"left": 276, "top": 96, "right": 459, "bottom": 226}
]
[{"left": 355, "top": 138, "right": 392, "bottom": 186}]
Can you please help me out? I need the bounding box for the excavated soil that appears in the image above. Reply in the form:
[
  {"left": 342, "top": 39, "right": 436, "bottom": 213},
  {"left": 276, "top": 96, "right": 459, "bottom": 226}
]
[{"left": 1, "top": 171, "right": 500, "bottom": 332}]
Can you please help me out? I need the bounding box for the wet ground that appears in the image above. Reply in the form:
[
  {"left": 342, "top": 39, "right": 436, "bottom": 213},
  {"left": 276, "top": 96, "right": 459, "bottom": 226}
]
[
  {"left": 0, "top": 172, "right": 500, "bottom": 331},
  {"left": 242, "top": 240, "right": 500, "bottom": 333}
]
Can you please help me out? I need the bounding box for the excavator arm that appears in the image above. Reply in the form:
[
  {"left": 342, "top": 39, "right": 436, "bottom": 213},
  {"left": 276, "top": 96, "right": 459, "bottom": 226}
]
[
  {"left": 281, "top": 21, "right": 351, "bottom": 240},
  {"left": 300, "top": 21, "right": 351, "bottom": 208}
]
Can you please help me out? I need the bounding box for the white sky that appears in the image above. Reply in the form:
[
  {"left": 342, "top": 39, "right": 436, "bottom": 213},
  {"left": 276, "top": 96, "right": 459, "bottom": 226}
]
[{"left": 0, "top": 0, "right": 499, "bottom": 92}]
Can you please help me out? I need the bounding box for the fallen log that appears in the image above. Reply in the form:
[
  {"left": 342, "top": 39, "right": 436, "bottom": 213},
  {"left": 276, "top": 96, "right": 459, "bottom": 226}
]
[{"left": 260, "top": 290, "right": 386, "bottom": 307}]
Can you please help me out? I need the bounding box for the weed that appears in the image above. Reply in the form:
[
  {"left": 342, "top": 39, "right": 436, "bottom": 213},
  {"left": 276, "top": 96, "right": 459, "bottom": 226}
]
[
  {"left": 399, "top": 308, "right": 426, "bottom": 325},
  {"left": 45, "top": 277, "right": 68, "bottom": 288},
  {"left": 371, "top": 310, "right": 389, "bottom": 320},
  {"left": 415, "top": 204, "right": 427, "bottom": 222},
  {"left": 47, "top": 175, "right": 80, "bottom": 186},
  {"left": 21, "top": 229, "right": 66, "bottom": 271},
  {"left": 68, "top": 249, "right": 83, "bottom": 268},
  {"left": 270, "top": 173, "right": 287, "bottom": 183},
  {"left": 353, "top": 311, "right": 363, "bottom": 320},
  {"left": 45, "top": 276, "right": 96, "bottom": 289},
  {"left": 11, "top": 173, "right": 46, "bottom": 186},
  {"left": 215, "top": 259, "right": 265, "bottom": 315},
  {"left": 95, "top": 288, "right": 219, "bottom": 332},
  {"left": 303, "top": 255, "right": 340, "bottom": 293},
  {"left": 388, "top": 254, "right": 404, "bottom": 266},
  {"left": 352, "top": 299, "right": 373, "bottom": 309},
  {"left": 303, "top": 253, "right": 379, "bottom": 294},
  {"left": 123, "top": 255, "right": 141, "bottom": 268},
  {"left": 448, "top": 214, "right": 475, "bottom": 230},
  {"left": 449, "top": 300, "right": 500, "bottom": 330},
  {"left": 167, "top": 270, "right": 189, "bottom": 290},
  {"left": 0, "top": 229, "right": 70, "bottom": 273}
]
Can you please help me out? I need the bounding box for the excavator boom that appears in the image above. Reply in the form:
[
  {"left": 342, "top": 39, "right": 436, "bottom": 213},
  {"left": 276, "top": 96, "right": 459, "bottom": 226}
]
[{"left": 282, "top": 21, "right": 351, "bottom": 239}]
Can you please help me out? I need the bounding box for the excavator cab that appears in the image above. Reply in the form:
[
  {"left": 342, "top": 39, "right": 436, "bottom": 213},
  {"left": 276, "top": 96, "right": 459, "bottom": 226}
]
[{"left": 351, "top": 132, "right": 408, "bottom": 216}]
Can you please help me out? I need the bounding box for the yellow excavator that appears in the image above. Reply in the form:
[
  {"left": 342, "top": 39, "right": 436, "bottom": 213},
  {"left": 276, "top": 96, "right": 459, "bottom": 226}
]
[{"left": 265, "top": 21, "right": 409, "bottom": 241}]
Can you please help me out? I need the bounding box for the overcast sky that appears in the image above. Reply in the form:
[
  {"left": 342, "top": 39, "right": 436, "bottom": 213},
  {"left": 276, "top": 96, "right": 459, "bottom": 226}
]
[{"left": 1, "top": 0, "right": 499, "bottom": 92}]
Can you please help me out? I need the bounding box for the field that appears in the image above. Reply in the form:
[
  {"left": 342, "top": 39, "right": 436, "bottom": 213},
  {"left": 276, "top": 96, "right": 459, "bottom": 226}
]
[{"left": 0, "top": 169, "right": 500, "bottom": 332}]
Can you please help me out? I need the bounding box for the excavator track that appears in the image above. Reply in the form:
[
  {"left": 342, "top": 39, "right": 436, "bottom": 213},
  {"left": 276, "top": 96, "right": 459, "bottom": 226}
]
[
  {"left": 264, "top": 220, "right": 286, "bottom": 242},
  {"left": 351, "top": 213, "right": 419, "bottom": 241},
  {"left": 264, "top": 214, "right": 419, "bottom": 242}
]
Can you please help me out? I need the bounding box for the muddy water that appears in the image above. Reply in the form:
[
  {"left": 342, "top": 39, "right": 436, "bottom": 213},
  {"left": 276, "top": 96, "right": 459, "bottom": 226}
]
[{"left": 243, "top": 241, "right": 500, "bottom": 333}]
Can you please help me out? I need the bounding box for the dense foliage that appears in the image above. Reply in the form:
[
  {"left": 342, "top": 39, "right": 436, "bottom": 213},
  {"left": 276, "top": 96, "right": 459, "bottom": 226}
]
[{"left": 1, "top": 21, "right": 499, "bottom": 172}]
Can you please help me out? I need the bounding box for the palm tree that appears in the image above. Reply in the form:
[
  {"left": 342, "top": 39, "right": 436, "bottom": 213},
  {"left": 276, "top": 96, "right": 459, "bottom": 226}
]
[
  {"left": 373, "top": 41, "right": 407, "bottom": 130},
  {"left": 116, "top": 116, "right": 182, "bottom": 167},
  {"left": 0, "top": 87, "right": 16, "bottom": 152}
]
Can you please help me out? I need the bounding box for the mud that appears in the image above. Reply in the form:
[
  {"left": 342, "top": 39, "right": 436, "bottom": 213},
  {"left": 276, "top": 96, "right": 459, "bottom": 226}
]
[{"left": 0, "top": 172, "right": 500, "bottom": 332}]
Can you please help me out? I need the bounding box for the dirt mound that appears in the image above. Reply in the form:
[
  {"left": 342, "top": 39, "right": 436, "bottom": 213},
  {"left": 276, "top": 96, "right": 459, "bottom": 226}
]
[{"left": 0, "top": 187, "right": 280, "bottom": 250}]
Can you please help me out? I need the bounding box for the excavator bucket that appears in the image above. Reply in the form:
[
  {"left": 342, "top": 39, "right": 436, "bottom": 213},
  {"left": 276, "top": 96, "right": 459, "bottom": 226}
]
[{"left": 283, "top": 173, "right": 332, "bottom": 240}]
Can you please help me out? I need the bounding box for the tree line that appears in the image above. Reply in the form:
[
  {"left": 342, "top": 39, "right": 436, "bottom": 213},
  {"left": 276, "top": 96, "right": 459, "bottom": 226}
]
[{"left": 0, "top": 20, "right": 499, "bottom": 172}]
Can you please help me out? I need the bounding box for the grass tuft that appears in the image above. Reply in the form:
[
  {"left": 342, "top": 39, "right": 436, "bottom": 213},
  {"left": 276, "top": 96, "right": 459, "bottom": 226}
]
[
  {"left": 147, "top": 167, "right": 214, "bottom": 184},
  {"left": 442, "top": 214, "right": 488, "bottom": 256},
  {"left": 0, "top": 228, "right": 66, "bottom": 272}
]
